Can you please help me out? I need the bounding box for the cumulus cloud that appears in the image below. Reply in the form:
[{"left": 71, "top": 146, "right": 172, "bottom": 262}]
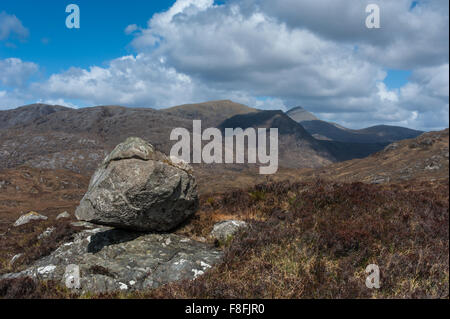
[
  {"left": 124, "top": 24, "right": 139, "bottom": 35},
  {"left": 128, "top": 0, "right": 449, "bottom": 130},
  {"left": 33, "top": 55, "right": 195, "bottom": 107},
  {"left": 130, "top": 1, "right": 385, "bottom": 105},
  {"left": 0, "top": 90, "right": 27, "bottom": 110},
  {"left": 318, "top": 63, "right": 449, "bottom": 130},
  {"left": 0, "top": 11, "right": 29, "bottom": 41},
  {"left": 0, "top": 0, "right": 448, "bottom": 131},
  {"left": 0, "top": 55, "right": 285, "bottom": 111},
  {"left": 32, "top": 54, "right": 281, "bottom": 109},
  {"left": 0, "top": 58, "right": 38, "bottom": 87},
  {"left": 259, "top": 0, "right": 449, "bottom": 69}
]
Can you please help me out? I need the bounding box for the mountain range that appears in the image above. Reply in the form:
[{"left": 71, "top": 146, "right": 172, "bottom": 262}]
[
  {"left": 286, "top": 106, "right": 423, "bottom": 144},
  {"left": 0, "top": 100, "right": 428, "bottom": 191}
]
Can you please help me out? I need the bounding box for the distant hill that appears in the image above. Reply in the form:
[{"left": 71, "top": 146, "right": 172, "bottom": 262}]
[
  {"left": 163, "top": 100, "right": 258, "bottom": 127},
  {"left": 318, "top": 140, "right": 389, "bottom": 161},
  {"left": 298, "top": 129, "right": 449, "bottom": 184},
  {"left": 220, "top": 110, "right": 312, "bottom": 137},
  {"left": 285, "top": 106, "right": 412, "bottom": 160},
  {"left": 0, "top": 100, "right": 429, "bottom": 186},
  {"left": 358, "top": 125, "right": 425, "bottom": 142},
  {"left": 0, "top": 102, "right": 334, "bottom": 179},
  {"left": 301, "top": 120, "right": 423, "bottom": 144},
  {"left": 218, "top": 110, "right": 335, "bottom": 168},
  {"left": 0, "top": 104, "right": 71, "bottom": 130},
  {"left": 0, "top": 105, "right": 192, "bottom": 173},
  {"left": 286, "top": 106, "right": 424, "bottom": 148}
]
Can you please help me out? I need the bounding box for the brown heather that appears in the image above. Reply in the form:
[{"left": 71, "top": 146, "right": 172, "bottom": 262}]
[
  {"left": 1, "top": 178, "right": 448, "bottom": 299},
  {"left": 148, "top": 179, "right": 449, "bottom": 299},
  {"left": 0, "top": 219, "right": 79, "bottom": 275}
]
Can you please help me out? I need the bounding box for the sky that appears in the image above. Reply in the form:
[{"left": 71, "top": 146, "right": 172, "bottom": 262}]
[{"left": 0, "top": 0, "right": 448, "bottom": 131}]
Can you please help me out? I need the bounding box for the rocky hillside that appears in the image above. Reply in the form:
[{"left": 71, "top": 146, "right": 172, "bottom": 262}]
[
  {"left": 0, "top": 104, "right": 71, "bottom": 130},
  {"left": 163, "top": 100, "right": 258, "bottom": 127},
  {"left": 2, "top": 101, "right": 425, "bottom": 176},
  {"left": 286, "top": 105, "right": 424, "bottom": 144},
  {"left": 301, "top": 120, "right": 423, "bottom": 144},
  {"left": 218, "top": 110, "right": 335, "bottom": 168},
  {"left": 0, "top": 167, "right": 89, "bottom": 235},
  {"left": 0, "top": 101, "right": 442, "bottom": 193},
  {"left": 0, "top": 101, "right": 335, "bottom": 176},
  {"left": 0, "top": 105, "right": 189, "bottom": 173},
  {"left": 285, "top": 106, "right": 425, "bottom": 160},
  {"left": 299, "top": 129, "right": 449, "bottom": 184},
  {"left": 0, "top": 127, "right": 447, "bottom": 298}
]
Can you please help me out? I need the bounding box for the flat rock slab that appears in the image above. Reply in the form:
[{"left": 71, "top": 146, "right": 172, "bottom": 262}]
[{"left": 2, "top": 227, "right": 223, "bottom": 294}]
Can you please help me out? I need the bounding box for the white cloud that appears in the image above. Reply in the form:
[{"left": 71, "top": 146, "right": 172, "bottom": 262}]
[
  {"left": 377, "top": 82, "right": 398, "bottom": 103},
  {"left": 0, "top": 90, "right": 26, "bottom": 110},
  {"left": 33, "top": 55, "right": 194, "bottom": 107},
  {"left": 130, "top": 1, "right": 385, "bottom": 104},
  {"left": 124, "top": 24, "right": 139, "bottom": 35},
  {"left": 318, "top": 64, "right": 449, "bottom": 130},
  {"left": 0, "top": 11, "right": 29, "bottom": 41},
  {"left": 32, "top": 53, "right": 289, "bottom": 110},
  {"left": 396, "top": 64, "right": 449, "bottom": 130},
  {"left": 407, "top": 64, "right": 449, "bottom": 102},
  {"left": 0, "top": 58, "right": 38, "bottom": 87},
  {"left": 128, "top": 0, "right": 449, "bottom": 130},
  {"left": 259, "top": 0, "right": 449, "bottom": 69}
]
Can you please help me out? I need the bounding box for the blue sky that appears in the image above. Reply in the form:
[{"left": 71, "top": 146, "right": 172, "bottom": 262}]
[
  {"left": 383, "top": 70, "right": 411, "bottom": 89},
  {"left": 0, "top": 0, "right": 448, "bottom": 131},
  {"left": 0, "top": 1, "right": 175, "bottom": 73}
]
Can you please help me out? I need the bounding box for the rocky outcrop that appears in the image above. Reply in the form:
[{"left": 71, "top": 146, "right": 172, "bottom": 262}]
[
  {"left": 211, "top": 220, "right": 247, "bottom": 243},
  {"left": 56, "top": 211, "right": 70, "bottom": 220},
  {"left": 13, "top": 211, "right": 48, "bottom": 227},
  {"left": 1, "top": 138, "right": 223, "bottom": 294},
  {"left": 75, "top": 137, "right": 198, "bottom": 232},
  {"left": 1, "top": 226, "right": 223, "bottom": 294},
  {"left": 37, "top": 227, "right": 55, "bottom": 239}
]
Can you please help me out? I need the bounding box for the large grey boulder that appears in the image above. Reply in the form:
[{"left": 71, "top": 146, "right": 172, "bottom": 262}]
[
  {"left": 1, "top": 226, "right": 223, "bottom": 294},
  {"left": 75, "top": 137, "right": 198, "bottom": 232}
]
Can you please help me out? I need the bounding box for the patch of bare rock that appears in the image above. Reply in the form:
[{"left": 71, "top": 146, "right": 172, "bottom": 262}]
[
  {"left": 211, "top": 220, "right": 248, "bottom": 243},
  {"left": 13, "top": 211, "right": 48, "bottom": 227},
  {"left": 2, "top": 226, "right": 222, "bottom": 294}
]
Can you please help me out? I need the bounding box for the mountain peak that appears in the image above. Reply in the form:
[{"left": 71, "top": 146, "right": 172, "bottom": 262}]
[
  {"left": 289, "top": 106, "right": 306, "bottom": 112},
  {"left": 286, "top": 106, "right": 319, "bottom": 122},
  {"left": 163, "top": 100, "right": 258, "bottom": 127}
]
